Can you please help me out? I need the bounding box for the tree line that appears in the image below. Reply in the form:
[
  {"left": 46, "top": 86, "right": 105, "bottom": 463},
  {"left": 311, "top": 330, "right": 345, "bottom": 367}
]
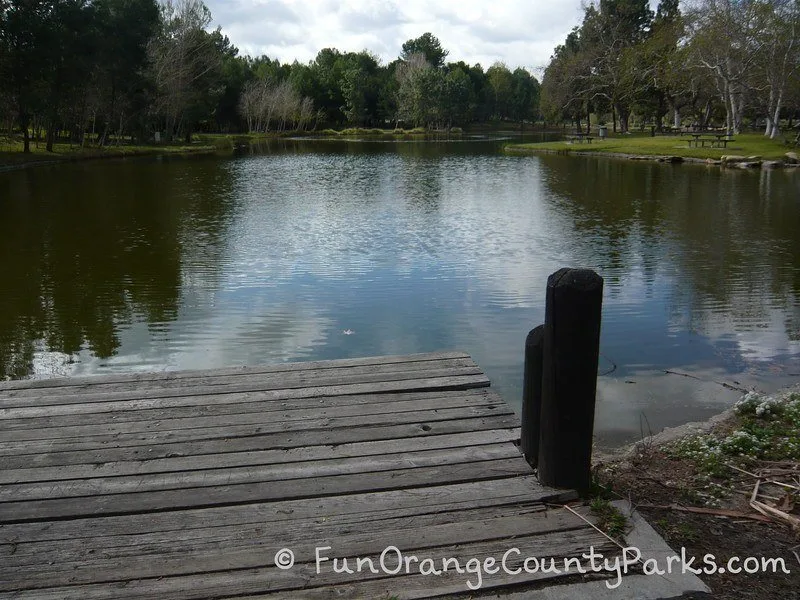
[
  {"left": 0, "top": 1, "right": 541, "bottom": 153},
  {"left": 540, "top": 0, "right": 800, "bottom": 137}
]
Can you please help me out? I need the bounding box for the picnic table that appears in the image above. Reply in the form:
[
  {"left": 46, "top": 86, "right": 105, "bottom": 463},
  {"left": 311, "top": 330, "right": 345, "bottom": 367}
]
[
  {"left": 566, "top": 132, "right": 594, "bottom": 144},
  {"left": 684, "top": 133, "right": 734, "bottom": 148}
]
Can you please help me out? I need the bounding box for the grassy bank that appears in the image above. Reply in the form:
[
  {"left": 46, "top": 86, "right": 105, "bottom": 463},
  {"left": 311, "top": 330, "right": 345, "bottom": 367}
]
[
  {"left": 198, "top": 127, "right": 448, "bottom": 141},
  {"left": 595, "top": 387, "right": 800, "bottom": 598},
  {"left": 506, "top": 132, "right": 798, "bottom": 161},
  {"left": 314, "top": 126, "right": 464, "bottom": 137},
  {"left": 0, "top": 137, "right": 219, "bottom": 170}
]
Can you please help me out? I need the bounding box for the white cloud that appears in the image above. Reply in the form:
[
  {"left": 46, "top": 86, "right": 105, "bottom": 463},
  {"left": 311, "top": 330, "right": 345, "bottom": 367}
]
[{"left": 206, "top": 0, "right": 585, "bottom": 71}]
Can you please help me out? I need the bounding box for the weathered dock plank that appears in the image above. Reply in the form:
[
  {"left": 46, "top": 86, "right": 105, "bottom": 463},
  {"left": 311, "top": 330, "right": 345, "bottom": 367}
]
[{"left": 0, "top": 351, "right": 705, "bottom": 598}]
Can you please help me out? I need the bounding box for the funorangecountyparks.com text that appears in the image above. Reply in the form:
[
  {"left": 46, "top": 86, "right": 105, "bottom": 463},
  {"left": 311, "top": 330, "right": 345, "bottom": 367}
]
[{"left": 271, "top": 545, "right": 791, "bottom": 591}]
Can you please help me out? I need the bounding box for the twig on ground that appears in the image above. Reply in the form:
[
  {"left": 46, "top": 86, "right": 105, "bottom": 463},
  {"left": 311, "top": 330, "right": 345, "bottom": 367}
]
[
  {"left": 636, "top": 503, "right": 772, "bottom": 523},
  {"left": 750, "top": 500, "right": 800, "bottom": 531}
]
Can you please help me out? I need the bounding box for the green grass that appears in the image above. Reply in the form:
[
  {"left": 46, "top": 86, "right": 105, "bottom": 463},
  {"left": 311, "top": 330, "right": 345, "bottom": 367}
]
[
  {"left": 0, "top": 137, "right": 217, "bottom": 168},
  {"left": 589, "top": 497, "right": 628, "bottom": 540},
  {"left": 506, "top": 132, "right": 796, "bottom": 161},
  {"left": 315, "top": 126, "right": 436, "bottom": 137}
]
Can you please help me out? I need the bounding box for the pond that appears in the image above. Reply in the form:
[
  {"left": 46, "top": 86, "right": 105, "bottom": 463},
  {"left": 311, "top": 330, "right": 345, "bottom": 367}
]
[{"left": 1, "top": 136, "right": 799, "bottom": 447}]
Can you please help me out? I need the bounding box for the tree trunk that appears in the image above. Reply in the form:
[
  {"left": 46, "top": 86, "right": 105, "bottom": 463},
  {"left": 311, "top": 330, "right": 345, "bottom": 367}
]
[
  {"left": 769, "top": 90, "right": 783, "bottom": 139},
  {"left": 46, "top": 120, "right": 55, "bottom": 152},
  {"left": 615, "top": 103, "right": 629, "bottom": 134},
  {"left": 21, "top": 114, "right": 31, "bottom": 154}
]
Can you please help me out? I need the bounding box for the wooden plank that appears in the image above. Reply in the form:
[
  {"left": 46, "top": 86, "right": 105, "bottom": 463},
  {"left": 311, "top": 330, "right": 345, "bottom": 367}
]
[
  {"left": 0, "top": 415, "right": 520, "bottom": 469},
  {"left": 0, "top": 351, "right": 470, "bottom": 392},
  {"left": 0, "top": 358, "right": 482, "bottom": 404},
  {"left": 2, "top": 510, "right": 599, "bottom": 586},
  {"left": 0, "top": 444, "right": 524, "bottom": 502},
  {"left": 0, "top": 503, "right": 552, "bottom": 563},
  {"left": 1, "top": 507, "right": 600, "bottom": 576},
  {"left": 0, "top": 531, "right": 615, "bottom": 599},
  {"left": 0, "top": 475, "right": 558, "bottom": 543},
  {"left": 0, "top": 429, "right": 520, "bottom": 484},
  {"left": 0, "top": 384, "right": 493, "bottom": 421},
  {"left": 0, "top": 372, "right": 490, "bottom": 413},
  {"left": 0, "top": 362, "right": 483, "bottom": 406},
  {"left": 0, "top": 353, "right": 602, "bottom": 599},
  {"left": 1, "top": 392, "right": 508, "bottom": 442},
  {"left": 0, "top": 405, "right": 511, "bottom": 456},
  {"left": 1, "top": 388, "right": 496, "bottom": 430},
  {"left": 0, "top": 457, "right": 534, "bottom": 522},
  {"left": 3, "top": 504, "right": 586, "bottom": 567},
  {"left": 252, "top": 559, "right": 603, "bottom": 600}
]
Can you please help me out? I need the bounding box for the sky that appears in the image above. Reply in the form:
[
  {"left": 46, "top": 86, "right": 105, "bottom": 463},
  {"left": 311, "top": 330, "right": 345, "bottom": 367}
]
[{"left": 204, "top": 0, "right": 587, "bottom": 76}]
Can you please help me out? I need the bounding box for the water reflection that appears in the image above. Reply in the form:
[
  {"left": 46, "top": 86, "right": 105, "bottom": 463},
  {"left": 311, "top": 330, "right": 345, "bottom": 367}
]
[
  {"left": 0, "top": 142, "right": 798, "bottom": 447},
  {"left": 0, "top": 157, "right": 234, "bottom": 378}
]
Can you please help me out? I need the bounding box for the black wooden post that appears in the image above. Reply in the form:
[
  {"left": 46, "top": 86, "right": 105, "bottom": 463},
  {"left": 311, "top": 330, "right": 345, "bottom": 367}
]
[
  {"left": 520, "top": 325, "right": 544, "bottom": 467},
  {"left": 537, "top": 268, "right": 603, "bottom": 495}
]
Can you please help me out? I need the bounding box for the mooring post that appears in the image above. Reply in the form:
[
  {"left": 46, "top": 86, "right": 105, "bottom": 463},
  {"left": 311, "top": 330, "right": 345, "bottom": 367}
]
[
  {"left": 520, "top": 325, "right": 544, "bottom": 467},
  {"left": 537, "top": 268, "right": 603, "bottom": 496}
]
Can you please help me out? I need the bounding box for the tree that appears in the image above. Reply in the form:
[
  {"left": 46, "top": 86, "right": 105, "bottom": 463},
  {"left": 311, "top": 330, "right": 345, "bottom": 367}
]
[
  {"left": 2, "top": 0, "right": 54, "bottom": 152},
  {"left": 486, "top": 62, "right": 513, "bottom": 119},
  {"left": 92, "top": 0, "right": 160, "bottom": 144},
  {"left": 510, "top": 67, "right": 540, "bottom": 125},
  {"left": 639, "top": 0, "right": 688, "bottom": 129},
  {"left": 147, "top": 0, "right": 223, "bottom": 142},
  {"left": 339, "top": 51, "right": 380, "bottom": 126},
  {"left": 395, "top": 52, "right": 440, "bottom": 127},
  {"left": 686, "top": 0, "right": 765, "bottom": 134},
  {"left": 440, "top": 66, "right": 472, "bottom": 126},
  {"left": 755, "top": 0, "right": 799, "bottom": 137},
  {"left": 540, "top": 28, "right": 592, "bottom": 129},
  {"left": 401, "top": 33, "right": 448, "bottom": 68}
]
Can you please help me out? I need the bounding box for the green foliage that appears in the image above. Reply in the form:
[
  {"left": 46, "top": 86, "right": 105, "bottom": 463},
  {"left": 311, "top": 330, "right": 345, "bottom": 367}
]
[
  {"left": 401, "top": 32, "right": 448, "bottom": 68},
  {"left": 589, "top": 497, "right": 627, "bottom": 540},
  {"left": 0, "top": 4, "right": 540, "bottom": 141},
  {"left": 542, "top": 0, "right": 800, "bottom": 135},
  {"left": 668, "top": 392, "right": 800, "bottom": 477}
]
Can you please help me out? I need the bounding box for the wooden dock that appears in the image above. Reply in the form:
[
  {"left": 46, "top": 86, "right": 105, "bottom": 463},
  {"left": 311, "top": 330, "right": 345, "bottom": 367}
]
[{"left": 0, "top": 351, "right": 664, "bottom": 598}]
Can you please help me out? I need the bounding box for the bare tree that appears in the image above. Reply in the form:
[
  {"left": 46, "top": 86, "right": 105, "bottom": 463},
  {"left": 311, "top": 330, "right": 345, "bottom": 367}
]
[
  {"left": 757, "top": 0, "right": 799, "bottom": 137},
  {"left": 148, "top": 0, "right": 220, "bottom": 141},
  {"left": 238, "top": 78, "right": 311, "bottom": 133}
]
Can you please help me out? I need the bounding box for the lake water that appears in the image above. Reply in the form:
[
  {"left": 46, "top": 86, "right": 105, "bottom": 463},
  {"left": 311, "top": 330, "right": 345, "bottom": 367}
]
[{"left": 2, "top": 136, "right": 799, "bottom": 447}]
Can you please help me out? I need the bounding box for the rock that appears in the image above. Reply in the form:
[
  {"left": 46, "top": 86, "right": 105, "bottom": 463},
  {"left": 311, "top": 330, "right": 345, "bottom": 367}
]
[
  {"left": 746, "top": 155, "right": 761, "bottom": 161},
  {"left": 737, "top": 161, "right": 761, "bottom": 169},
  {"left": 706, "top": 158, "right": 721, "bottom": 165},
  {"left": 785, "top": 152, "right": 799, "bottom": 164},
  {"left": 762, "top": 160, "right": 782, "bottom": 169},
  {"left": 721, "top": 154, "right": 746, "bottom": 162}
]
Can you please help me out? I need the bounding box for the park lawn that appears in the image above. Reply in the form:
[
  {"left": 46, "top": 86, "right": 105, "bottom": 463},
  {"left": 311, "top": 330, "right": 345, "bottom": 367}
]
[
  {"left": 0, "top": 138, "right": 216, "bottom": 168},
  {"left": 506, "top": 133, "right": 795, "bottom": 160}
]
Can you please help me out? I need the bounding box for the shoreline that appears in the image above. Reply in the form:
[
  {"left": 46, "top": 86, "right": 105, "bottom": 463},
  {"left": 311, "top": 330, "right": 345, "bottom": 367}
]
[
  {"left": 0, "top": 144, "right": 219, "bottom": 173},
  {"left": 0, "top": 129, "right": 453, "bottom": 172},
  {"left": 592, "top": 385, "right": 799, "bottom": 598},
  {"left": 505, "top": 139, "right": 800, "bottom": 170}
]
